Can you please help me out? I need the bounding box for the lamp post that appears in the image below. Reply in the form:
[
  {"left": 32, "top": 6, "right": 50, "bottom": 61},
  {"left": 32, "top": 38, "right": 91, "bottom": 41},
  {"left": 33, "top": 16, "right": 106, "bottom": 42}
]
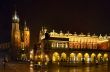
[
  {"left": 30, "top": 49, "right": 34, "bottom": 67},
  {"left": 3, "top": 57, "right": 7, "bottom": 72},
  {"left": 30, "top": 49, "right": 34, "bottom": 60}
]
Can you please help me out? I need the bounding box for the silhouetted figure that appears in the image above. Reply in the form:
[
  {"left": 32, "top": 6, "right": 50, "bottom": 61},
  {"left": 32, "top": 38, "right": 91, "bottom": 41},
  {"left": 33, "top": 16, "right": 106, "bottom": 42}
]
[
  {"left": 96, "top": 59, "right": 98, "bottom": 65},
  {"left": 82, "top": 58, "right": 85, "bottom": 64},
  {"left": 2, "top": 57, "right": 8, "bottom": 72}
]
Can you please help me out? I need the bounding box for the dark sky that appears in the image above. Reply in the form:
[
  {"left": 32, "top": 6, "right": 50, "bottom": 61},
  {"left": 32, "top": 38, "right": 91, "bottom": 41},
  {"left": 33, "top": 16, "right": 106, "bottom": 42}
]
[{"left": 0, "top": 0, "right": 110, "bottom": 44}]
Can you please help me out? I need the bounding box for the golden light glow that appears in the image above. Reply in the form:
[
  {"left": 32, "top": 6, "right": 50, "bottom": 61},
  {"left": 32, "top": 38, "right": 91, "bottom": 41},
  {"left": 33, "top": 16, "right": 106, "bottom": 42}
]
[
  {"left": 39, "top": 28, "right": 110, "bottom": 64},
  {"left": 97, "top": 53, "right": 102, "bottom": 61},
  {"left": 70, "top": 53, "right": 76, "bottom": 61},
  {"left": 104, "top": 53, "right": 108, "bottom": 58},
  {"left": 103, "top": 53, "right": 108, "bottom": 61},
  {"left": 77, "top": 53, "right": 83, "bottom": 61},
  {"left": 97, "top": 53, "right": 102, "bottom": 57},
  {"left": 91, "top": 53, "right": 96, "bottom": 62},
  {"left": 12, "top": 11, "right": 30, "bottom": 50},
  {"left": 45, "top": 55, "right": 49, "bottom": 62},
  {"left": 30, "top": 50, "right": 34, "bottom": 59},
  {"left": 61, "top": 52, "right": 66, "bottom": 60},
  {"left": 38, "top": 62, "right": 41, "bottom": 65},
  {"left": 52, "top": 52, "right": 60, "bottom": 62},
  {"left": 39, "top": 29, "right": 109, "bottom": 50},
  {"left": 30, "top": 61, "right": 33, "bottom": 67},
  {"left": 70, "top": 53, "right": 75, "bottom": 58},
  {"left": 84, "top": 53, "right": 89, "bottom": 62}
]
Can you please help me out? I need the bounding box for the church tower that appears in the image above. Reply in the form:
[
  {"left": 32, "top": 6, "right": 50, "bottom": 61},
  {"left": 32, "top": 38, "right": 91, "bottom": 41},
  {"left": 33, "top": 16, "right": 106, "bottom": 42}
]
[
  {"left": 23, "top": 21, "right": 30, "bottom": 48},
  {"left": 11, "top": 11, "right": 21, "bottom": 48}
]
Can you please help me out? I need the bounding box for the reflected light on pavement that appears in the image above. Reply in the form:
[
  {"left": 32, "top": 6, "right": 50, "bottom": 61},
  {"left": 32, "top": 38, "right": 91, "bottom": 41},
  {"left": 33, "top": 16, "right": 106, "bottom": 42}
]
[{"left": 30, "top": 67, "right": 34, "bottom": 72}]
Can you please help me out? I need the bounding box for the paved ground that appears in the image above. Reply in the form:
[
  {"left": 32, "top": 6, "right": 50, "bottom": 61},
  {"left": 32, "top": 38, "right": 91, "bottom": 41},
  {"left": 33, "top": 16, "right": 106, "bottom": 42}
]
[
  {"left": 0, "top": 62, "right": 30, "bottom": 72},
  {"left": 0, "top": 62, "right": 109, "bottom": 72}
]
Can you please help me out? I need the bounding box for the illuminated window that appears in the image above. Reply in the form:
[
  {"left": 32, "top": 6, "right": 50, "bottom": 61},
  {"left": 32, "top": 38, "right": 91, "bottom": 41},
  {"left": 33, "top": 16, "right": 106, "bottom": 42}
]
[
  {"left": 51, "top": 42, "right": 54, "bottom": 48},
  {"left": 65, "top": 43, "right": 68, "bottom": 48},
  {"left": 69, "top": 42, "right": 73, "bottom": 48},
  {"left": 56, "top": 42, "right": 58, "bottom": 48},
  {"left": 57, "top": 42, "right": 64, "bottom": 48}
]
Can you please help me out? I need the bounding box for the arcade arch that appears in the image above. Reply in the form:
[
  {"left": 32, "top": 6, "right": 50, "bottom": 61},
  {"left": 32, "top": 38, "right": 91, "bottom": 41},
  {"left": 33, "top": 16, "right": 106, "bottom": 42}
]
[
  {"left": 61, "top": 52, "right": 67, "bottom": 61},
  {"left": 84, "top": 53, "right": 90, "bottom": 63},
  {"left": 52, "top": 52, "right": 60, "bottom": 62},
  {"left": 70, "top": 53, "right": 76, "bottom": 62},
  {"left": 97, "top": 53, "right": 102, "bottom": 62},
  {"left": 103, "top": 53, "right": 108, "bottom": 62},
  {"left": 91, "top": 53, "right": 96, "bottom": 62},
  {"left": 77, "top": 53, "right": 83, "bottom": 62}
]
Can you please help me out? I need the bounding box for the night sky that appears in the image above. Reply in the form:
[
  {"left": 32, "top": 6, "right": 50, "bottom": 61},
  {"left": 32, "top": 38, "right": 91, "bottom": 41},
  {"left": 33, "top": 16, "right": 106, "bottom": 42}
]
[{"left": 0, "top": 0, "right": 110, "bottom": 45}]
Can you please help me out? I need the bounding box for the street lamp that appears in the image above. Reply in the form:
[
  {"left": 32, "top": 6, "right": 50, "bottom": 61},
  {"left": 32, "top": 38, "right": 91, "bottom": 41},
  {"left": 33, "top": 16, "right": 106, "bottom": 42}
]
[
  {"left": 30, "top": 49, "right": 34, "bottom": 69},
  {"left": 30, "top": 49, "right": 34, "bottom": 60}
]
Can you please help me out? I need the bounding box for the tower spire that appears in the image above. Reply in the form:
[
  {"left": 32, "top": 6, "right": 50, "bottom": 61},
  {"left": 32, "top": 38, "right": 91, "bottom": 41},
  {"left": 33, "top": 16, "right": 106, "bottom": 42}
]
[
  {"left": 24, "top": 21, "right": 26, "bottom": 27},
  {"left": 24, "top": 21, "right": 29, "bottom": 31},
  {"left": 12, "top": 10, "right": 19, "bottom": 23}
]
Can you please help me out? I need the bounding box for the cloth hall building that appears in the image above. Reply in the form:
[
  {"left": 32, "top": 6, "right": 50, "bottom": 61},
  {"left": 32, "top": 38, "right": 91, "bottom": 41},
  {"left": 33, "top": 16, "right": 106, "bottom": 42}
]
[{"left": 34, "top": 27, "right": 110, "bottom": 65}]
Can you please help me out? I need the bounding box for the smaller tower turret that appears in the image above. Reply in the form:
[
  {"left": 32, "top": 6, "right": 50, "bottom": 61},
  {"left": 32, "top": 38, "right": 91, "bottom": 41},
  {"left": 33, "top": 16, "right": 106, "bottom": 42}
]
[{"left": 23, "top": 21, "right": 30, "bottom": 48}]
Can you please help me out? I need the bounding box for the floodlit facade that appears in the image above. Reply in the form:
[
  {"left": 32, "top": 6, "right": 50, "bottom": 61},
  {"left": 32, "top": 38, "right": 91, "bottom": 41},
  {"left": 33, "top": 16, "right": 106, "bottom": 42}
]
[
  {"left": 35, "top": 27, "right": 110, "bottom": 65},
  {"left": 11, "top": 11, "right": 30, "bottom": 61}
]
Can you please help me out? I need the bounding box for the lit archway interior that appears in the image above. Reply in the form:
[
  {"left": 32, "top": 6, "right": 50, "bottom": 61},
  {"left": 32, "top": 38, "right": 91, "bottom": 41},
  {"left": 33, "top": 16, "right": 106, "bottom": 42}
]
[
  {"left": 97, "top": 53, "right": 102, "bottom": 61},
  {"left": 77, "top": 53, "right": 83, "bottom": 62},
  {"left": 91, "top": 53, "right": 96, "bottom": 62},
  {"left": 52, "top": 52, "right": 60, "bottom": 62},
  {"left": 84, "top": 53, "right": 90, "bottom": 63},
  {"left": 61, "top": 52, "right": 67, "bottom": 61},
  {"left": 45, "top": 55, "right": 49, "bottom": 62},
  {"left": 70, "top": 53, "right": 76, "bottom": 61},
  {"left": 103, "top": 53, "right": 108, "bottom": 62},
  {"left": 21, "top": 54, "right": 27, "bottom": 60}
]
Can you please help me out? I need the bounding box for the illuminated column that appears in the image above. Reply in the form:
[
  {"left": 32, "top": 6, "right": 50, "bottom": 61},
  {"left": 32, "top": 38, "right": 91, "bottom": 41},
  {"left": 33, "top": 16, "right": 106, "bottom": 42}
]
[
  {"left": 57, "top": 42, "right": 58, "bottom": 48},
  {"left": 51, "top": 42, "right": 54, "bottom": 48},
  {"left": 65, "top": 43, "right": 68, "bottom": 48}
]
